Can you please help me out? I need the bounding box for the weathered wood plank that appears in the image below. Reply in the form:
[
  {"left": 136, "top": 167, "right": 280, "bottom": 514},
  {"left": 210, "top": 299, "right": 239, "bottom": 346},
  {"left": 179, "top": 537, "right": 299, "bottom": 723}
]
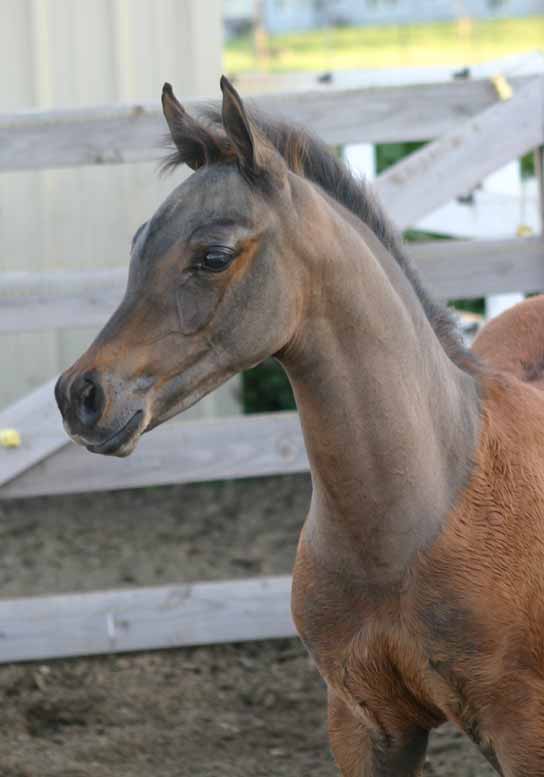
[
  {"left": 0, "top": 268, "right": 127, "bottom": 296},
  {"left": 2, "top": 238, "right": 542, "bottom": 333},
  {"left": 0, "top": 269, "right": 126, "bottom": 333},
  {"left": 375, "top": 77, "right": 544, "bottom": 229},
  {"left": 0, "top": 293, "right": 121, "bottom": 334},
  {"left": 0, "top": 379, "right": 63, "bottom": 488},
  {"left": 414, "top": 236, "right": 544, "bottom": 299},
  {"left": 0, "top": 576, "right": 295, "bottom": 663},
  {"left": 0, "top": 411, "right": 308, "bottom": 499},
  {"left": 0, "top": 77, "right": 533, "bottom": 171}
]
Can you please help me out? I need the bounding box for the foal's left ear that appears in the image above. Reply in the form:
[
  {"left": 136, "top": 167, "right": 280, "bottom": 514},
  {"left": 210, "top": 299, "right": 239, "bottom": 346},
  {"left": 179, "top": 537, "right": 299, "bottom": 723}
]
[{"left": 220, "top": 75, "right": 264, "bottom": 179}]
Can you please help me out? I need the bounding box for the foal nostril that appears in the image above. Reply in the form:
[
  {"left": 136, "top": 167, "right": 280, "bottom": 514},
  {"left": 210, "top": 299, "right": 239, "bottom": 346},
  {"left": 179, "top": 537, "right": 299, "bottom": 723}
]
[{"left": 71, "top": 374, "right": 106, "bottom": 429}]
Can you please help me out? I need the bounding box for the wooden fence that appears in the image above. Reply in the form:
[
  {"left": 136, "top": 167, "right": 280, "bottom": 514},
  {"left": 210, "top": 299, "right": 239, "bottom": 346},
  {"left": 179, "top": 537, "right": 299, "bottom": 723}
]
[{"left": 1, "top": 72, "right": 544, "bottom": 663}]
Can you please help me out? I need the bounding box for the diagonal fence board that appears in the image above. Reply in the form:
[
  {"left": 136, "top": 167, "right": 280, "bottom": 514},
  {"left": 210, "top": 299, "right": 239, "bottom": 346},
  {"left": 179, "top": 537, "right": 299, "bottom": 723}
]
[
  {"left": 0, "top": 77, "right": 534, "bottom": 172},
  {"left": 0, "top": 576, "right": 295, "bottom": 663},
  {"left": 0, "top": 379, "right": 65, "bottom": 488},
  {"left": 2, "top": 238, "right": 543, "bottom": 333},
  {"left": 374, "top": 77, "right": 544, "bottom": 230},
  {"left": 0, "top": 411, "right": 308, "bottom": 499}
]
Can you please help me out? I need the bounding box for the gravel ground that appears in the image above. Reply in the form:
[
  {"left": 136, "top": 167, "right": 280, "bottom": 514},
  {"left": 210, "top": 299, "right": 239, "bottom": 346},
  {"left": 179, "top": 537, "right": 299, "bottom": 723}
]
[{"left": 0, "top": 475, "right": 495, "bottom": 776}]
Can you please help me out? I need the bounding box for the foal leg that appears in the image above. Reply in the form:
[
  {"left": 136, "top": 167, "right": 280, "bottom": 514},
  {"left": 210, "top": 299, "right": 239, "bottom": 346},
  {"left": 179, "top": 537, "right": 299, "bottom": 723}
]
[{"left": 327, "top": 690, "right": 429, "bottom": 777}]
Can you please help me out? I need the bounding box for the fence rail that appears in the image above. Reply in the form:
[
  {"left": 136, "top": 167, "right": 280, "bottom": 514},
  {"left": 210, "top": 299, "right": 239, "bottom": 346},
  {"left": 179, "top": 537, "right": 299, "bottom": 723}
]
[
  {"left": 0, "top": 411, "right": 307, "bottom": 500},
  {"left": 0, "top": 576, "right": 295, "bottom": 664},
  {"left": 2, "top": 237, "right": 543, "bottom": 334},
  {"left": 0, "top": 76, "right": 534, "bottom": 171}
]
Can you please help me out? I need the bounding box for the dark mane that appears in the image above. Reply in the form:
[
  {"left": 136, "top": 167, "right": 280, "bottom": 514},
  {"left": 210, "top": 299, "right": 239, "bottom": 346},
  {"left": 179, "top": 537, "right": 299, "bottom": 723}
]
[{"left": 178, "top": 105, "right": 475, "bottom": 371}]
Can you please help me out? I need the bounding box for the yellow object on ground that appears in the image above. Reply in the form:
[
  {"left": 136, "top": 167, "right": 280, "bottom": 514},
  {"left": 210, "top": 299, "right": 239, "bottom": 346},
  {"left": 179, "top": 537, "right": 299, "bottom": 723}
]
[
  {"left": 490, "top": 74, "right": 513, "bottom": 101},
  {"left": 0, "top": 428, "right": 22, "bottom": 448}
]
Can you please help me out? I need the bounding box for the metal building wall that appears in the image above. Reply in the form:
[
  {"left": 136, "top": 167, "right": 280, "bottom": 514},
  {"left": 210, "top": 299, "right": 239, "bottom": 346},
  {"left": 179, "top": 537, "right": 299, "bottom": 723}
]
[{"left": 0, "top": 0, "right": 240, "bottom": 418}]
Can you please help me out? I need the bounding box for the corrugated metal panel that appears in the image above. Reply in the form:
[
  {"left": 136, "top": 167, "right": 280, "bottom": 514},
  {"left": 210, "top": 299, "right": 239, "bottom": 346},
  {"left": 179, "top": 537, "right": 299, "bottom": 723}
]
[{"left": 0, "top": 0, "right": 239, "bottom": 418}]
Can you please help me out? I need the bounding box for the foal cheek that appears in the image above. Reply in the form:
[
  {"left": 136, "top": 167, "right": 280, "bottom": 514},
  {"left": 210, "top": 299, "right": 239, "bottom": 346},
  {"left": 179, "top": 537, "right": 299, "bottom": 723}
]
[{"left": 176, "top": 275, "right": 223, "bottom": 335}]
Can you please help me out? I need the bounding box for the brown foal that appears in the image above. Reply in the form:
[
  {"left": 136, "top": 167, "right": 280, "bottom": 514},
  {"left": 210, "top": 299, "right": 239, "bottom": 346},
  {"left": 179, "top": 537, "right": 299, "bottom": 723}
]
[{"left": 55, "top": 77, "right": 544, "bottom": 775}]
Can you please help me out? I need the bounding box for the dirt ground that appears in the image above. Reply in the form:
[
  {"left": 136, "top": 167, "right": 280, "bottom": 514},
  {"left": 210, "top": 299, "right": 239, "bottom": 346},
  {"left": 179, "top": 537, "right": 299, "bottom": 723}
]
[{"left": 0, "top": 475, "right": 495, "bottom": 777}]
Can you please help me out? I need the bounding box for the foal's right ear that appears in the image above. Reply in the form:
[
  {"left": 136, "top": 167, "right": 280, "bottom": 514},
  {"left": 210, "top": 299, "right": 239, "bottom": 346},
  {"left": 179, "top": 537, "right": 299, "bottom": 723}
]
[
  {"left": 162, "top": 82, "right": 223, "bottom": 171},
  {"left": 220, "top": 75, "right": 272, "bottom": 181},
  {"left": 220, "top": 76, "right": 257, "bottom": 173},
  {"left": 219, "top": 76, "right": 286, "bottom": 188}
]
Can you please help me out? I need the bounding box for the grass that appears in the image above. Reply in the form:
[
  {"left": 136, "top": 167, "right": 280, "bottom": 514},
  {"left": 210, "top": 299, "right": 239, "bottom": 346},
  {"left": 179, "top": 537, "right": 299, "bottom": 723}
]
[{"left": 224, "top": 15, "right": 544, "bottom": 74}]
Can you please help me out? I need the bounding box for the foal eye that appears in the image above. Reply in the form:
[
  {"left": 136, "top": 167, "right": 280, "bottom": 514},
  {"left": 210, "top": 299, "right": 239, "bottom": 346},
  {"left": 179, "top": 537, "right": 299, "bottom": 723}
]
[{"left": 201, "top": 246, "right": 235, "bottom": 273}]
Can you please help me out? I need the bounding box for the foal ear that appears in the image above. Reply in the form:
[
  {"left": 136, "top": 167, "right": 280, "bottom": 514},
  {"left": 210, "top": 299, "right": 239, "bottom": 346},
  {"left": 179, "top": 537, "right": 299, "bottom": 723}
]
[
  {"left": 162, "top": 82, "right": 222, "bottom": 171},
  {"left": 220, "top": 75, "right": 263, "bottom": 179}
]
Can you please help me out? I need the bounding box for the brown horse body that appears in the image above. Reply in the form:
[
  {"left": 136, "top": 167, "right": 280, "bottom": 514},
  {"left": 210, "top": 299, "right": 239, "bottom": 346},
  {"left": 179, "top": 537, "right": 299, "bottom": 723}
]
[
  {"left": 473, "top": 295, "right": 544, "bottom": 390},
  {"left": 293, "top": 369, "right": 544, "bottom": 775},
  {"left": 55, "top": 78, "right": 544, "bottom": 775}
]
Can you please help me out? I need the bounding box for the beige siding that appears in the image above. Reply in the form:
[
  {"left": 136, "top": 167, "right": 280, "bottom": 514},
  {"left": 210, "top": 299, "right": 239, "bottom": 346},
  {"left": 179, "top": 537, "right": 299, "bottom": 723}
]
[{"left": 0, "top": 0, "right": 240, "bottom": 417}]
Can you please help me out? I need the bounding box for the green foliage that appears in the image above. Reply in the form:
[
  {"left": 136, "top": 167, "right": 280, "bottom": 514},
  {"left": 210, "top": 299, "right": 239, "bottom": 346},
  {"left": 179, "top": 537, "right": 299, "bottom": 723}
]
[
  {"left": 375, "top": 141, "right": 427, "bottom": 174},
  {"left": 521, "top": 151, "right": 535, "bottom": 179},
  {"left": 449, "top": 297, "right": 485, "bottom": 315},
  {"left": 242, "top": 359, "right": 296, "bottom": 413}
]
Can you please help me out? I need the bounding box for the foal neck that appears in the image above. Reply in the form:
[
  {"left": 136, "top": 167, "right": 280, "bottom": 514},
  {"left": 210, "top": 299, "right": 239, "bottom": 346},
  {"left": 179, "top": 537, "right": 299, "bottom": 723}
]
[{"left": 279, "top": 186, "right": 480, "bottom": 587}]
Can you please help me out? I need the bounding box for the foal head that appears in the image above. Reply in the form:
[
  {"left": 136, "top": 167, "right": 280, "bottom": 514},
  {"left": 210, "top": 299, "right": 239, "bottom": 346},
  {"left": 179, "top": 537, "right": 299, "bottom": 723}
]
[
  {"left": 56, "top": 76, "right": 470, "bottom": 457},
  {"left": 55, "top": 78, "right": 303, "bottom": 456}
]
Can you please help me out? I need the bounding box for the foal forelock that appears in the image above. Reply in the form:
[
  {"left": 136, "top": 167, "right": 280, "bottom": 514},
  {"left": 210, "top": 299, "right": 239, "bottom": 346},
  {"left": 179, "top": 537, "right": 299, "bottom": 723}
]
[{"left": 164, "top": 103, "right": 475, "bottom": 372}]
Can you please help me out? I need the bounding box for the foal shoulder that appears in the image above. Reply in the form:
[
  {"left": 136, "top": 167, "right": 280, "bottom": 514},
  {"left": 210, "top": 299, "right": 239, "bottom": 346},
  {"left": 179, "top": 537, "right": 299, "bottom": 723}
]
[{"left": 417, "top": 371, "right": 544, "bottom": 649}]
